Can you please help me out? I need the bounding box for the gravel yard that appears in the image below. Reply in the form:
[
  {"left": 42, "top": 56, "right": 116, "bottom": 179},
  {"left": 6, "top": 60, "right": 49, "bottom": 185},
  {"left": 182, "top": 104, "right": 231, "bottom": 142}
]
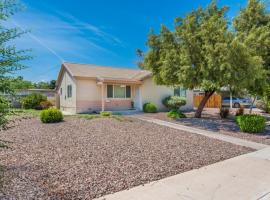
[
  {"left": 0, "top": 117, "right": 252, "bottom": 199},
  {"left": 143, "top": 112, "right": 270, "bottom": 145}
]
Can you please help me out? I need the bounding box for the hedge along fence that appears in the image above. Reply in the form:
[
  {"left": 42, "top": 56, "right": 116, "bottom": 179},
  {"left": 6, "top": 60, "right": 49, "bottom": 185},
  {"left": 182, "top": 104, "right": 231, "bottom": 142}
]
[{"left": 236, "top": 114, "right": 266, "bottom": 133}]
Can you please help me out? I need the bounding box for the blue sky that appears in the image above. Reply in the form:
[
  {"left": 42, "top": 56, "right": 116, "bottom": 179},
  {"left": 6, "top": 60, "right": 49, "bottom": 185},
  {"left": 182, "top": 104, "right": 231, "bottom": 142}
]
[{"left": 10, "top": 0, "right": 249, "bottom": 82}]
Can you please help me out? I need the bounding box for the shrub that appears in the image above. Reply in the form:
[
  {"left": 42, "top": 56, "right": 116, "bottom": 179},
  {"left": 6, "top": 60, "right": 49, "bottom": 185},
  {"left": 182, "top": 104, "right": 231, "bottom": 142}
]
[
  {"left": 256, "top": 99, "right": 270, "bottom": 113},
  {"left": 40, "top": 108, "right": 63, "bottom": 123},
  {"left": 162, "top": 96, "right": 186, "bottom": 110},
  {"left": 219, "top": 107, "right": 229, "bottom": 118},
  {"left": 143, "top": 102, "right": 157, "bottom": 113},
  {"left": 167, "top": 109, "right": 186, "bottom": 119},
  {"left": 235, "top": 106, "right": 244, "bottom": 116},
  {"left": 40, "top": 100, "right": 53, "bottom": 110},
  {"left": 100, "top": 111, "right": 112, "bottom": 117},
  {"left": 236, "top": 114, "right": 266, "bottom": 133},
  {"left": 21, "top": 93, "right": 47, "bottom": 110},
  {"left": 0, "top": 97, "right": 10, "bottom": 128}
]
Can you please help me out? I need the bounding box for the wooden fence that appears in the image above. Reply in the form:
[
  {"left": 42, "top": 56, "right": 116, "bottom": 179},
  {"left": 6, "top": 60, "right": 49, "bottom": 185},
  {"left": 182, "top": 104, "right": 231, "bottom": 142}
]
[{"left": 193, "top": 94, "right": 222, "bottom": 108}]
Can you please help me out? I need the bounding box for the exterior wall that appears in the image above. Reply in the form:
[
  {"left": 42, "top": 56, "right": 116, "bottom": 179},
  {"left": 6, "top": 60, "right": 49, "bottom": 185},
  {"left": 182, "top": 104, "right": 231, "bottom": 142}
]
[
  {"left": 76, "top": 79, "right": 102, "bottom": 113},
  {"left": 76, "top": 79, "right": 134, "bottom": 113},
  {"left": 140, "top": 77, "right": 174, "bottom": 111},
  {"left": 139, "top": 77, "right": 194, "bottom": 111},
  {"left": 181, "top": 90, "right": 194, "bottom": 110},
  {"left": 58, "top": 70, "right": 77, "bottom": 114}
]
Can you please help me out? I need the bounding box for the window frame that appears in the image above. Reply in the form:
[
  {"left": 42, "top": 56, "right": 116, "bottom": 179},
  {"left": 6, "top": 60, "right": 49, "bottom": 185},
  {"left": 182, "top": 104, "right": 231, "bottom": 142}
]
[
  {"left": 67, "top": 84, "right": 72, "bottom": 98},
  {"left": 174, "top": 87, "right": 187, "bottom": 97},
  {"left": 106, "top": 84, "right": 132, "bottom": 99}
]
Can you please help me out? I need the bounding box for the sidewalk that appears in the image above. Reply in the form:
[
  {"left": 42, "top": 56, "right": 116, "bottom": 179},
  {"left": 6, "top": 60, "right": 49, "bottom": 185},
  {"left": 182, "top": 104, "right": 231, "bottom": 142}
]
[
  {"left": 97, "top": 147, "right": 270, "bottom": 200},
  {"left": 132, "top": 115, "right": 269, "bottom": 150}
]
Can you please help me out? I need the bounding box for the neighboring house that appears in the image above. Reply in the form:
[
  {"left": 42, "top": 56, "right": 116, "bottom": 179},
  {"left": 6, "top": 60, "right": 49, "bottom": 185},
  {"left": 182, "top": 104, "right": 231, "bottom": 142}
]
[{"left": 55, "top": 62, "right": 193, "bottom": 114}]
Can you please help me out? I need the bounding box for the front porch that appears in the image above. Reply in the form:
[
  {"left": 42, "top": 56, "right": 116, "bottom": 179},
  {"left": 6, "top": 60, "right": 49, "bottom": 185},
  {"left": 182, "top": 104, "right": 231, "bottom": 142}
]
[{"left": 97, "top": 78, "right": 142, "bottom": 112}]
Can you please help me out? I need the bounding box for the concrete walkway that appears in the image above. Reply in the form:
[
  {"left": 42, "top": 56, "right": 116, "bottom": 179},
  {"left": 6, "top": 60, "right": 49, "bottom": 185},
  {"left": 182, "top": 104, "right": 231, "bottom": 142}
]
[
  {"left": 97, "top": 147, "right": 270, "bottom": 200},
  {"left": 132, "top": 115, "right": 269, "bottom": 150}
]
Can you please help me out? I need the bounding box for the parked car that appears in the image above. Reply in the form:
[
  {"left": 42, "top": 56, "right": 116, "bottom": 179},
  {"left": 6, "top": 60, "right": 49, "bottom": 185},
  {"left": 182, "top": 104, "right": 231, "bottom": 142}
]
[{"left": 222, "top": 97, "right": 252, "bottom": 108}]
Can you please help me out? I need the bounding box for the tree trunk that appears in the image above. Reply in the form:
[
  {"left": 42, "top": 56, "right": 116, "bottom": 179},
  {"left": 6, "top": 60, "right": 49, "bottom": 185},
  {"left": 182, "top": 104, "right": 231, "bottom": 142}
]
[
  {"left": 194, "top": 91, "right": 215, "bottom": 118},
  {"left": 249, "top": 96, "right": 256, "bottom": 114}
]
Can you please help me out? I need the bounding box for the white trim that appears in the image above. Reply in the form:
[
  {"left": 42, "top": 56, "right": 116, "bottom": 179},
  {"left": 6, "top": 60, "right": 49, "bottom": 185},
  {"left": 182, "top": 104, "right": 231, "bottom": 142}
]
[{"left": 106, "top": 84, "right": 132, "bottom": 99}]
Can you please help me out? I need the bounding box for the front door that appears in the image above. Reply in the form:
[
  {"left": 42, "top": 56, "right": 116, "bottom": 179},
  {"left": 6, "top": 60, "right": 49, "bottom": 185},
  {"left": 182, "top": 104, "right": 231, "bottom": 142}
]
[{"left": 133, "top": 86, "right": 142, "bottom": 110}]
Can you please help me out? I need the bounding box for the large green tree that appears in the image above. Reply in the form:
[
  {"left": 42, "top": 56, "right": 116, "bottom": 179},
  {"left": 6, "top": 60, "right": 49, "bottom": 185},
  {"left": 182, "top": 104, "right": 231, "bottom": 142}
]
[
  {"left": 0, "top": 0, "right": 31, "bottom": 94},
  {"left": 0, "top": 0, "right": 30, "bottom": 130},
  {"left": 142, "top": 1, "right": 264, "bottom": 118},
  {"left": 234, "top": 0, "right": 270, "bottom": 112}
]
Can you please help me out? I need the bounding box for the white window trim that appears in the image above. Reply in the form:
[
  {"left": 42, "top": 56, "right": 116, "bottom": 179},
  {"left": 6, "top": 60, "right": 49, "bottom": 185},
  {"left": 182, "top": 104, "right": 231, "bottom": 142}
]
[
  {"left": 67, "top": 85, "right": 72, "bottom": 98},
  {"left": 106, "top": 84, "right": 132, "bottom": 100}
]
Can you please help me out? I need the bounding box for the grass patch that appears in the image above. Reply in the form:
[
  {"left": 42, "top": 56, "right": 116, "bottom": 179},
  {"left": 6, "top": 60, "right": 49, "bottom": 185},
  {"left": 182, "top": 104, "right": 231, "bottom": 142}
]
[
  {"left": 7, "top": 109, "right": 41, "bottom": 120},
  {"left": 78, "top": 113, "right": 130, "bottom": 122}
]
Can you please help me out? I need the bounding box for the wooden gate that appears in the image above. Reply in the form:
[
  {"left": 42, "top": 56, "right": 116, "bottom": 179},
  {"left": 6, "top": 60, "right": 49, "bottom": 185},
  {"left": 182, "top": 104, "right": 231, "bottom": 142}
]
[{"left": 193, "top": 94, "right": 221, "bottom": 108}]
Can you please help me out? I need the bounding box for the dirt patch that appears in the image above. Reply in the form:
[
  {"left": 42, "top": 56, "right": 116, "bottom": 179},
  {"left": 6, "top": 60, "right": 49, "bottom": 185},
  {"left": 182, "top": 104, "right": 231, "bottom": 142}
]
[{"left": 0, "top": 117, "right": 252, "bottom": 199}]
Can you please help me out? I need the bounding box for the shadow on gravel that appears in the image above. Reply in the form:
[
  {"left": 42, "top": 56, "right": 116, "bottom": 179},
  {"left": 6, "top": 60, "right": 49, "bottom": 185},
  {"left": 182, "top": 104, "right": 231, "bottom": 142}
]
[{"left": 176, "top": 118, "right": 270, "bottom": 135}]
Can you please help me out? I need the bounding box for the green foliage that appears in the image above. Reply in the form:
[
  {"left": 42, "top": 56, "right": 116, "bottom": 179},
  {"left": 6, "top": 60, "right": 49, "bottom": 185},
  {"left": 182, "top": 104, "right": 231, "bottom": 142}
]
[
  {"left": 34, "top": 80, "right": 56, "bottom": 89},
  {"left": 40, "top": 100, "right": 53, "bottom": 110},
  {"left": 0, "top": 0, "right": 31, "bottom": 77},
  {"left": 40, "top": 108, "right": 63, "bottom": 123},
  {"left": 79, "top": 114, "right": 99, "bottom": 120},
  {"left": 0, "top": 96, "right": 10, "bottom": 128},
  {"left": 162, "top": 96, "right": 186, "bottom": 110},
  {"left": 143, "top": 102, "right": 157, "bottom": 113},
  {"left": 234, "top": 0, "right": 270, "bottom": 97},
  {"left": 219, "top": 107, "right": 229, "bottom": 118},
  {"left": 142, "top": 0, "right": 265, "bottom": 117},
  {"left": 0, "top": 1, "right": 31, "bottom": 95},
  {"left": 78, "top": 113, "right": 127, "bottom": 122},
  {"left": 21, "top": 93, "right": 47, "bottom": 109},
  {"left": 167, "top": 109, "right": 186, "bottom": 119},
  {"left": 256, "top": 99, "right": 270, "bottom": 113},
  {"left": 236, "top": 114, "right": 266, "bottom": 133},
  {"left": 100, "top": 111, "right": 112, "bottom": 117}
]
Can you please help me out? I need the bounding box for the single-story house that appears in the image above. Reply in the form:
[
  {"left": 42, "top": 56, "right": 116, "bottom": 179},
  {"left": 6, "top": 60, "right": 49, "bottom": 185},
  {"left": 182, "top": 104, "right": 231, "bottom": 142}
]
[{"left": 56, "top": 62, "right": 193, "bottom": 114}]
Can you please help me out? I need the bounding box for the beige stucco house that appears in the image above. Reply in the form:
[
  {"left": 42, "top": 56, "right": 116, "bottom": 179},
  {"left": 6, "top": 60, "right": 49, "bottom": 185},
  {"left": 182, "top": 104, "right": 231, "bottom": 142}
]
[{"left": 56, "top": 62, "right": 193, "bottom": 114}]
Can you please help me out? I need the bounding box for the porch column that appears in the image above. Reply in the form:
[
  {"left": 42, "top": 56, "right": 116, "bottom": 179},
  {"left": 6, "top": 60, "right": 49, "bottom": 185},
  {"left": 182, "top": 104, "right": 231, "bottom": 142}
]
[{"left": 101, "top": 83, "right": 105, "bottom": 111}]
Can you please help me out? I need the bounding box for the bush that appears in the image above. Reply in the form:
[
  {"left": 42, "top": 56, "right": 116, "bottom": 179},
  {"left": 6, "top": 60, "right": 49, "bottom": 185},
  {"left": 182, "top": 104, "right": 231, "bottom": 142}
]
[
  {"left": 235, "top": 107, "right": 244, "bottom": 116},
  {"left": 219, "top": 107, "right": 229, "bottom": 118},
  {"left": 40, "top": 108, "right": 63, "bottom": 123},
  {"left": 0, "top": 97, "right": 10, "bottom": 128},
  {"left": 40, "top": 100, "right": 53, "bottom": 110},
  {"left": 256, "top": 99, "right": 270, "bottom": 113},
  {"left": 100, "top": 111, "right": 112, "bottom": 117},
  {"left": 21, "top": 93, "right": 47, "bottom": 110},
  {"left": 167, "top": 109, "right": 186, "bottom": 119},
  {"left": 162, "top": 96, "right": 186, "bottom": 110},
  {"left": 143, "top": 102, "right": 157, "bottom": 113},
  {"left": 236, "top": 114, "right": 266, "bottom": 133}
]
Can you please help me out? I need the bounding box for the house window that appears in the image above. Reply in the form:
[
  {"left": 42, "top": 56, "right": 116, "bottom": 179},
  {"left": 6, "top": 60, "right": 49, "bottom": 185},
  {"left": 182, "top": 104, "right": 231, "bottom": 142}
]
[
  {"left": 114, "top": 85, "right": 126, "bottom": 98},
  {"left": 126, "top": 86, "right": 131, "bottom": 98},
  {"left": 60, "top": 88, "right": 62, "bottom": 95},
  {"left": 67, "top": 85, "right": 72, "bottom": 98},
  {"left": 107, "top": 85, "right": 113, "bottom": 98},
  {"left": 174, "top": 87, "right": 187, "bottom": 97},
  {"left": 107, "top": 85, "right": 131, "bottom": 98}
]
